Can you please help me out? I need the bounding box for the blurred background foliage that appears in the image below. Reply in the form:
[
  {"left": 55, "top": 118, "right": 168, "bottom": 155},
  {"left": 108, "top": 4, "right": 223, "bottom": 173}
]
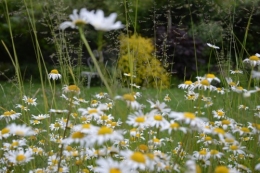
[{"left": 1, "top": 0, "right": 260, "bottom": 84}]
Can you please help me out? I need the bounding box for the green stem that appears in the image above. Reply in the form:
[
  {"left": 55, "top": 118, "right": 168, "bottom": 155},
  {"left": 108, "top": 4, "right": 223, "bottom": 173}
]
[
  {"left": 248, "top": 67, "right": 253, "bottom": 90},
  {"left": 78, "top": 27, "right": 113, "bottom": 97},
  {"left": 208, "top": 50, "right": 212, "bottom": 73},
  {"left": 134, "top": 0, "right": 139, "bottom": 34}
]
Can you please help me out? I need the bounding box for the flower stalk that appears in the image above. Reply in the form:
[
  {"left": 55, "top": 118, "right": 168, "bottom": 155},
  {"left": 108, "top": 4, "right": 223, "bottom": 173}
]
[{"left": 78, "top": 27, "right": 113, "bottom": 97}]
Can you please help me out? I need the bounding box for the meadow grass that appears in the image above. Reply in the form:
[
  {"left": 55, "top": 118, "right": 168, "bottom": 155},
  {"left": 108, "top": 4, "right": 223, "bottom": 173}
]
[{"left": 1, "top": 0, "right": 260, "bottom": 173}]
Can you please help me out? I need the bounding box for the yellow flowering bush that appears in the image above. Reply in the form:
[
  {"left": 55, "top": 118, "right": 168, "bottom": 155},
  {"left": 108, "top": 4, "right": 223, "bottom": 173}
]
[{"left": 118, "top": 34, "right": 170, "bottom": 89}]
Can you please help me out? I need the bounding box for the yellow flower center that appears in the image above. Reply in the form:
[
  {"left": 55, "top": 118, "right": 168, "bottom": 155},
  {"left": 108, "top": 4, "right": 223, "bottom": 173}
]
[
  {"left": 54, "top": 123, "right": 60, "bottom": 127},
  {"left": 71, "top": 131, "right": 85, "bottom": 139},
  {"left": 201, "top": 79, "right": 210, "bottom": 86},
  {"left": 131, "top": 152, "right": 146, "bottom": 163},
  {"left": 11, "top": 141, "right": 19, "bottom": 147},
  {"left": 109, "top": 168, "right": 121, "bottom": 173},
  {"left": 15, "top": 130, "right": 25, "bottom": 136},
  {"left": 214, "top": 128, "right": 225, "bottom": 134},
  {"left": 153, "top": 138, "right": 160, "bottom": 143},
  {"left": 222, "top": 120, "right": 230, "bottom": 125},
  {"left": 82, "top": 169, "right": 89, "bottom": 173},
  {"left": 50, "top": 69, "right": 59, "bottom": 74},
  {"left": 4, "top": 111, "right": 15, "bottom": 116},
  {"left": 27, "top": 98, "right": 34, "bottom": 103},
  {"left": 74, "top": 19, "right": 87, "bottom": 26},
  {"left": 68, "top": 85, "right": 80, "bottom": 92},
  {"left": 217, "top": 88, "right": 222, "bottom": 91},
  {"left": 36, "top": 169, "right": 44, "bottom": 173},
  {"left": 210, "top": 150, "right": 219, "bottom": 155},
  {"left": 16, "top": 154, "right": 26, "bottom": 162},
  {"left": 214, "top": 166, "right": 229, "bottom": 173},
  {"left": 135, "top": 116, "right": 145, "bottom": 123},
  {"left": 199, "top": 149, "right": 207, "bottom": 155},
  {"left": 225, "top": 138, "right": 234, "bottom": 143},
  {"left": 139, "top": 144, "right": 148, "bottom": 152},
  {"left": 1, "top": 128, "right": 10, "bottom": 135},
  {"left": 52, "top": 159, "right": 58, "bottom": 164},
  {"left": 170, "top": 122, "right": 180, "bottom": 128},
  {"left": 66, "top": 146, "right": 73, "bottom": 151},
  {"left": 217, "top": 110, "right": 225, "bottom": 116},
  {"left": 88, "top": 109, "right": 98, "bottom": 114},
  {"left": 229, "top": 82, "right": 236, "bottom": 86},
  {"left": 241, "top": 127, "right": 250, "bottom": 133},
  {"left": 249, "top": 55, "right": 260, "bottom": 61},
  {"left": 206, "top": 74, "right": 215, "bottom": 78},
  {"left": 75, "top": 159, "right": 82, "bottom": 165},
  {"left": 236, "top": 86, "right": 244, "bottom": 90},
  {"left": 184, "top": 112, "right": 196, "bottom": 119},
  {"left": 101, "top": 115, "right": 108, "bottom": 120},
  {"left": 154, "top": 114, "right": 163, "bottom": 121},
  {"left": 123, "top": 94, "right": 135, "bottom": 101},
  {"left": 230, "top": 145, "right": 238, "bottom": 150},
  {"left": 184, "top": 80, "right": 193, "bottom": 85},
  {"left": 205, "top": 136, "right": 212, "bottom": 141},
  {"left": 91, "top": 100, "right": 98, "bottom": 104},
  {"left": 98, "top": 126, "right": 113, "bottom": 135}
]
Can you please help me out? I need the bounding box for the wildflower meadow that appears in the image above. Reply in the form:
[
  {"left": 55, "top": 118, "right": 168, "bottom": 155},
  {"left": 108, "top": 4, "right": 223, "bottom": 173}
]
[{"left": 1, "top": 0, "right": 260, "bottom": 173}]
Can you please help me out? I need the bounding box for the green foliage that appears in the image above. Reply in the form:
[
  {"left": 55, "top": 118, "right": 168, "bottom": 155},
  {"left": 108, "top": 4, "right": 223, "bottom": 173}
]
[{"left": 117, "top": 34, "right": 170, "bottom": 89}]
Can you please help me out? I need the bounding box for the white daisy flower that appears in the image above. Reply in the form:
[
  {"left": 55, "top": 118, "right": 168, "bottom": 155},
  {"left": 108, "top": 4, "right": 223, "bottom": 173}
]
[
  {"left": 164, "top": 94, "right": 171, "bottom": 102},
  {"left": 86, "top": 9, "right": 124, "bottom": 31},
  {"left": 216, "top": 87, "right": 225, "bottom": 94},
  {"left": 191, "top": 77, "right": 216, "bottom": 91},
  {"left": 0, "top": 110, "right": 21, "bottom": 123},
  {"left": 95, "top": 92, "right": 108, "bottom": 99},
  {"left": 15, "top": 104, "right": 29, "bottom": 111},
  {"left": 62, "top": 85, "right": 80, "bottom": 95},
  {"left": 147, "top": 100, "right": 171, "bottom": 114},
  {"left": 130, "top": 83, "right": 141, "bottom": 89},
  {"left": 126, "top": 110, "right": 149, "bottom": 129},
  {"left": 4, "top": 148, "right": 34, "bottom": 165},
  {"left": 31, "top": 114, "right": 50, "bottom": 120},
  {"left": 7, "top": 123, "right": 35, "bottom": 137},
  {"left": 124, "top": 73, "right": 136, "bottom": 78},
  {"left": 222, "top": 142, "right": 246, "bottom": 155},
  {"left": 0, "top": 127, "right": 10, "bottom": 139},
  {"left": 230, "top": 69, "right": 243, "bottom": 74},
  {"left": 231, "top": 86, "right": 247, "bottom": 93},
  {"left": 78, "top": 104, "right": 107, "bottom": 120},
  {"left": 243, "top": 54, "right": 260, "bottom": 67},
  {"left": 212, "top": 109, "right": 226, "bottom": 119},
  {"left": 178, "top": 80, "right": 194, "bottom": 90},
  {"left": 147, "top": 111, "right": 170, "bottom": 129},
  {"left": 95, "top": 157, "right": 133, "bottom": 173},
  {"left": 184, "top": 90, "right": 199, "bottom": 101},
  {"left": 120, "top": 150, "right": 148, "bottom": 170},
  {"left": 204, "top": 73, "right": 220, "bottom": 83},
  {"left": 73, "top": 96, "right": 89, "bottom": 103},
  {"left": 3, "top": 139, "right": 27, "bottom": 150},
  {"left": 207, "top": 43, "right": 220, "bottom": 49},
  {"left": 22, "top": 95, "right": 37, "bottom": 106},
  {"left": 48, "top": 69, "right": 61, "bottom": 80},
  {"left": 89, "top": 126, "right": 123, "bottom": 145},
  {"left": 60, "top": 8, "right": 93, "bottom": 30},
  {"left": 161, "top": 120, "right": 188, "bottom": 134},
  {"left": 169, "top": 112, "right": 206, "bottom": 130},
  {"left": 115, "top": 94, "right": 141, "bottom": 109},
  {"left": 49, "top": 109, "right": 69, "bottom": 114}
]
